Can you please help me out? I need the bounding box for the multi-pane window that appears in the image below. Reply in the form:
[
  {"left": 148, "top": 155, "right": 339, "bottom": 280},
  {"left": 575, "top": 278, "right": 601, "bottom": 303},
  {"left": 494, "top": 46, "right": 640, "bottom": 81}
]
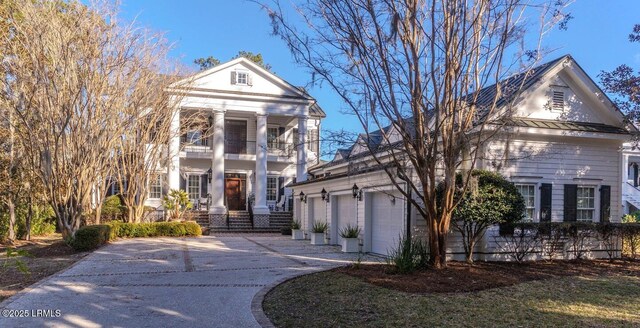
[
  {"left": 515, "top": 184, "right": 536, "bottom": 221},
  {"left": 187, "top": 175, "right": 200, "bottom": 200},
  {"left": 266, "top": 177, "right": 278, "bottom": 201},
  {"left": 186, "top": 129, "right": 206, "bottom": 146},
  {"left": 236, "top": 72, "right": 248, "bottom": 85},
  {"left": 148, "top": 175, "right": 163, "bottom": 199},
  {"left": 577, "top": 186, "right": 595, "bottom": 221},
  {"left": 267, "top": 127, "right": 279, "bottom": 150},
  {"left": 309, "top": 129, "right": 319, "bottom": 154}
]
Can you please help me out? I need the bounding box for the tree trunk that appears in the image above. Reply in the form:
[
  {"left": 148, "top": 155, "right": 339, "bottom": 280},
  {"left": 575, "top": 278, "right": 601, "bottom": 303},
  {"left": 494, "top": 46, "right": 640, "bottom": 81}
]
[
  {"left": 466, "top": 239, "right": 475, "bottom": 264},
  {"left": 8, "top": 199, "right": 16, "bottom": 242},
  {"left": 26, "top": 197, "right": 33, "bottom": 241}
]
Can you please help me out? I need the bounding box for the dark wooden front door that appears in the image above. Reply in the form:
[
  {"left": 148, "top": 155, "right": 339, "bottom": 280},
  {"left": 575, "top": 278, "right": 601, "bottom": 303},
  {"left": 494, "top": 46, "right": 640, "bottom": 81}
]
[{"left": 225, "top": 178, "right": 245, "bottom": 210}]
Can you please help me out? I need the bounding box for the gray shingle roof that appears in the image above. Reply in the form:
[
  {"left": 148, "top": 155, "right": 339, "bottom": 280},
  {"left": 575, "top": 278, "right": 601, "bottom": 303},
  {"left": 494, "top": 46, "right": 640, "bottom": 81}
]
[{"left": 504, "top": 118, "right": 629, "bottom": 134}]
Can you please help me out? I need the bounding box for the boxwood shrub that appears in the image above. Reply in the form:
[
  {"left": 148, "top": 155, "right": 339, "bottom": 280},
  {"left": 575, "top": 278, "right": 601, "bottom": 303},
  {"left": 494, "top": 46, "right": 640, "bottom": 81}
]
[
  {"left": 69, "top": 225, "right": 112, "bottom": 251},
  {"left": 70, "top": 221, "right": 202, "bottom": 251}
]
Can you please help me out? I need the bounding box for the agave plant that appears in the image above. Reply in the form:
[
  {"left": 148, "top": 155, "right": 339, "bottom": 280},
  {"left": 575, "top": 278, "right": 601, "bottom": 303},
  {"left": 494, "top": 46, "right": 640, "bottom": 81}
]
[
  {"left": 339, "top": 224, "right": 361, "bottom": 239},
  {"left": 311, "top": 221, "right": 328, "bottom": 233}
]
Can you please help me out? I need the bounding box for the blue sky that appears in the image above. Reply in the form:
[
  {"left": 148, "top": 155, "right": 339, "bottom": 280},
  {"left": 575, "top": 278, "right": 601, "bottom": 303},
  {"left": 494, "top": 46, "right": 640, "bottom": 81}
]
[{"left": 117, "top": 0, "right": 640, "bottom": 136}]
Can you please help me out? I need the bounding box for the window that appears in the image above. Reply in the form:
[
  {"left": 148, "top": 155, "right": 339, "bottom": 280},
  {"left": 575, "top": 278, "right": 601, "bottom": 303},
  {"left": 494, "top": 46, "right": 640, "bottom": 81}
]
[
  {"left": 292, "top": 128, "right": 299, "bottom": 146},
  {"left": 110, "top": 178, "right": 127, "bottom": 196},
  {"left": 267, "top": 127, "right": 279, "bottom": 150},
  {"left": 149, "top": 175, "right": 163, "bottom": 199},
  {"left": 576, "top": 186, "right": 595, "bottom": 221},
  {"left": 515, "top": 184, "right": 536, "bottom": 221},
  {"left": 266, "top": 177, "right": 278, "bottom": 201},
  {"left": 187, "top": 175, "right": 200, "bottom": 200},
  {"left": 186, "top": 129, "right": 206, "bottom": 146},
  {"left": 551, "top": 90, "right": 564, "bottom": 111},
  {"left": 236, "top": 72, "right": 248, "bottom": 85},
  {"left": 309, "top": 129, "right": 319, "bottom": 154}
]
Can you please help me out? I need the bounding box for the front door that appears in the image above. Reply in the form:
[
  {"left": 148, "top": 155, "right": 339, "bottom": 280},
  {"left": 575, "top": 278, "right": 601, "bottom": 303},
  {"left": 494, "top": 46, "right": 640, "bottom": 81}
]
[{"left": 225, "top": 174, "right": 246, "bottom": 211}]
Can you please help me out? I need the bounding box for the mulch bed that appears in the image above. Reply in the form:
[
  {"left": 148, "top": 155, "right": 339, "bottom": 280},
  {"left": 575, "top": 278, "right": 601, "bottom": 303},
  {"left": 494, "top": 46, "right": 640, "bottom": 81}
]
[
  {"left": 0, "top": 234, "right": 87, "bottom": 301},
  {"left": 334, "top": 259, "right": 640, "bottom": 294}
]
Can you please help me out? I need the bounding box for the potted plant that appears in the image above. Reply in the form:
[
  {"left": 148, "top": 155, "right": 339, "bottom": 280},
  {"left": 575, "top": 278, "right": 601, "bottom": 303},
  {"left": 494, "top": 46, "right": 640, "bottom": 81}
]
[
  {"left": 310, "top": 221, "right": 328, "bottom": 245},
  {"left": 291, "top": 220, "right": 304, "bottom": 240},
  {"left": 340, "top": 224, "right": 361, "bottom": 253}
]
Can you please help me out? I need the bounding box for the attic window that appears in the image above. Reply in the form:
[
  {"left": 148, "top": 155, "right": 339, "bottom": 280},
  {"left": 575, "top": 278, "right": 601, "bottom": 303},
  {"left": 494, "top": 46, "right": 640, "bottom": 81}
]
[
  {"left": 551, "top": 90, "right": 564, "bottom": 111},
  {"left": 231, "top": 71, "right": 252, "bottom": 86}
]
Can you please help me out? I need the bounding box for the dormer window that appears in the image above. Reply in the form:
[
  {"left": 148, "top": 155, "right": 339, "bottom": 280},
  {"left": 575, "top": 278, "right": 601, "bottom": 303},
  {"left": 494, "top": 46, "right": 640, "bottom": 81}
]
[
  {"left": 551, "top": 90, "right": 564, "bottom": 111},
  {"left": 231, "top": 70, "right": 252, "bottom": 86}
]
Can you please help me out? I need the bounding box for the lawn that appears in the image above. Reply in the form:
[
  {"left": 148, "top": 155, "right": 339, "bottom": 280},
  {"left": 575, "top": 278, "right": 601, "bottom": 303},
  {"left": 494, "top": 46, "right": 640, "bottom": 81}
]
[
  {"left": 0, "top": 234, "right": 86, "bottom": 302},
  {"left": 263, "top": 261, "right": 640, "bottom": 328}
]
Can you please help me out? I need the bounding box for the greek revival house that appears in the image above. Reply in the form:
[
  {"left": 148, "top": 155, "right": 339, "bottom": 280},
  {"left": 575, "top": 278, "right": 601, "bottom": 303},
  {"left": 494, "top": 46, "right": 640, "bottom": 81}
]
[
  {"left": 144, "top": 57, "right": 324, "bottom": 229},
  {"left": 292, "top": 55, "right": 637, "bottom": 259}
]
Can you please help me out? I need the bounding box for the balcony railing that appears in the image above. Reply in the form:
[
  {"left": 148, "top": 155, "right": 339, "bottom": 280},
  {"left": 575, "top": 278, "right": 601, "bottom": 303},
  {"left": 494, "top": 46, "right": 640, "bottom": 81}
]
[{"left": 226, "top": 139, "right": 295, "bottom": 157}]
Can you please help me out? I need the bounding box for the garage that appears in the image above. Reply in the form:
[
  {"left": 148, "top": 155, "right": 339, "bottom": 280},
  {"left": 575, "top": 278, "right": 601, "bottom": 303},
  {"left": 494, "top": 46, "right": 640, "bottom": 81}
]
[
  {"left": 370, "top": 191, "right": 405, "bottom": 255},
  {"left": 333, "top": 195, "right": 356, "bottom": 245},
  {"left": 311, "top": 197, "right": 326, "bottom": 227}
]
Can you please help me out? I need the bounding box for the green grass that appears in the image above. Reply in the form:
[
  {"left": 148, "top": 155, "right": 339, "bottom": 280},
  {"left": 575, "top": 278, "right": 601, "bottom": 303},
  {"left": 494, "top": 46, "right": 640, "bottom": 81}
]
[{"left": 263, "top": 271, "right": 640, "bottom": 328}]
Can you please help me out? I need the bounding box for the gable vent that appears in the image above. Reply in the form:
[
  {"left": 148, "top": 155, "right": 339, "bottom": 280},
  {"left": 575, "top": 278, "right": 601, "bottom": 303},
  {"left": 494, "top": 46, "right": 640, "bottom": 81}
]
[{"left": 552, "top": 90, "right": 564, "bottom": 111}]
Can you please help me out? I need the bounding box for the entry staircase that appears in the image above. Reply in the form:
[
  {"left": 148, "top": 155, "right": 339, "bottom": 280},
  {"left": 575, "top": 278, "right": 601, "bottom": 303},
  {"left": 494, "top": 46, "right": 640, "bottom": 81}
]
[
  {"left": 622, "top": 182, "right": 640, "bottom": 213},
  {"left": 190, "top": 210, "right": 293, "bottom": 234}
]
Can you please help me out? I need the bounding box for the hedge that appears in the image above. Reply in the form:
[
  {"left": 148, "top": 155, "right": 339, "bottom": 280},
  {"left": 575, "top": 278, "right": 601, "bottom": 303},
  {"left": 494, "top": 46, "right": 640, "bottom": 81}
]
[
  {"left": 69, "top": 225, "right": 111, "bottom": 251},
  {"left": 69, "top": 221, "right": 202, "bottom": 251}
]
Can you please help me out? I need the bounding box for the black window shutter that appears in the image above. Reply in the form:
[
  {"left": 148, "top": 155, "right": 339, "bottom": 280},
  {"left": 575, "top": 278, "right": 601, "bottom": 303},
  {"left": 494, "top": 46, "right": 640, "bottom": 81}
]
[
  {"left": 278, "top": 177, "right": 285, "bottom": 201},
  {"left": 106, "top": 179, "right": 114, "bottom": 197},
  {"left": 278, "top": 127, "right": 286, "bottom": 145},
  {"left": 201, "top": 175, "right": 208, "bottom": 198},
  {"left": 231, "top": 71, "right": 237, "bottom": 84},
  {"left": 564, "top": 184, "right": 577, "bottom": 222},
  {"left": 179, "top": 176, "right": 186, "bottom": 191},
  {"left": 600, "top": 185, "right": 611, "bottom": 222},
  {"left": 540, "top": 183, "right": 552, "bottom": 222}
]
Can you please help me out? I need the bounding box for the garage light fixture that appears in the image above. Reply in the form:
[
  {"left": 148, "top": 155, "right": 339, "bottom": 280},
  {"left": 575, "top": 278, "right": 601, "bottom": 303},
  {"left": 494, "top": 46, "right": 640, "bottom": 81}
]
[
  {"left": 352, "top": 184, "right": 362, "bottom": 201},
  {"left": 206, "top": 168, "right": 213, "bottom": 183},
  {"left": 320, "top": 188, "right": 327, "bottom": 201},
  {"left": 299, "top": 191, "right": 307, "bottom": 203}
]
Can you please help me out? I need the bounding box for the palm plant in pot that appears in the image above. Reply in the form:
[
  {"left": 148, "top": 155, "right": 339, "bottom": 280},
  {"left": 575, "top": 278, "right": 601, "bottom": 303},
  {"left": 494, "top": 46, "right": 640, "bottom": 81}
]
[
  {"left": 310, "top": 221, "right": 328, "bottom": 245},
  {"left": 339, "top": 224, "right": 361, "bottom": 253},
  {"left": 291, "top": 219, "right": 304, "bottom": 240}
]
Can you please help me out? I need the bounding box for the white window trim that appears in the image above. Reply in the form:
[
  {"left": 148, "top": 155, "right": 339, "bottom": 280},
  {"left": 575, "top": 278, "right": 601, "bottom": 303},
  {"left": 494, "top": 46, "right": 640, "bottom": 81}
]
[
  {"left": 514, "top": 182, "right": 540, "bottom": 222},
  {"left": 235, "top": 70, "right": 249, "bottom": 85},
  {"left": 148, "top": 175, "right": 163, "bottom": 200},
  {"left": 576, "top": 185, "right": 598, "bottom": 222},
  {"left": 266, "top": 176, "right": 278, "bottom": 202}
]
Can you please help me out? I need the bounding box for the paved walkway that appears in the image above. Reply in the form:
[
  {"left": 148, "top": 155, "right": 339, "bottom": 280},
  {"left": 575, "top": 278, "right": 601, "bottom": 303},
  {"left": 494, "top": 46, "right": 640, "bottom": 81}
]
[{"left": 0, "top": 235, "right": 382, "bottom": 328}]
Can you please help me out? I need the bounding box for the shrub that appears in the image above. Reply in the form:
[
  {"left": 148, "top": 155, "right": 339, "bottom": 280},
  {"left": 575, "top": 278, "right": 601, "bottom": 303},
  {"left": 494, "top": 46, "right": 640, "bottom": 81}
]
[
  {"left": 494, "top": 222, "right": 541, "bottom": 262},
  {"left": 339, "top": 224, "right": 361, "bottom": 239},
  {"left": 387, "top": 235, "right": 428, "bottom": 273},
  {"left": 445, "top": 170, "right": 526, "bottom": 263},
  {"left": 281, "top": 227, "right": 292, "bottom": 235},
  {"left": 163, "top": 189, "right": 193, "bottom": 221},
  {"left": 622, "top": 211, "right": 640, "bottom": 223},
  {"left": 69, "top": 225, "right": 111, "bottom": 251},
  {"left": 107, "top": 221, "right": 201, "bottom": 239},
  {"left": 101, "top": 195, "right": 125, "bottom": 221},
  {"left": 620, "top": 223, "right": 640, "bottom": 258},
  {"left": 311, "top": 221, "right": 328, "bottom": 233},
  {"left": 291, "top": 219, "right": 301, "bottom": 230}
]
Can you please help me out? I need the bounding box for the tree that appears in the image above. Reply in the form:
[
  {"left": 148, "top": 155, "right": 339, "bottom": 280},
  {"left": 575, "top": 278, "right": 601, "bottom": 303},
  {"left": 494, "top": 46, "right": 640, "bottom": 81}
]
[
  {"left": 447, "top": 170, "right": 525, "bottom": 263},
  {"left": 263, "top": 0, "right": 571, "bottom": 268},
  {"left": 599, "top": 24, "right": 640, "bottom": 124},
  {"left": 0, "top": 1, "right": 183, "bottom": 237},
  {"left": 194, "top": 50, "right": 272, "bottom": 71}
]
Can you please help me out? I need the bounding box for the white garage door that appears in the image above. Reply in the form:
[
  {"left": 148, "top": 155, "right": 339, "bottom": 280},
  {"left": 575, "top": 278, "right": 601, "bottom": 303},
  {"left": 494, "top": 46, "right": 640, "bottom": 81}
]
[
  {"left": 371, "top": 191, "right": 404, "bottom": 255},
  {"left": 312, "top": 197, "right": 326, "bottom": 226},
  {"left": 335, "top": 195, "right": 356, "bottom": 245}
]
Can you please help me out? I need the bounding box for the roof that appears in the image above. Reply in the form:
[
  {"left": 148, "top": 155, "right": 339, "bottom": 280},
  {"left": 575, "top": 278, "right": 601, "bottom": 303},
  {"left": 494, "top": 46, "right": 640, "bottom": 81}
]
[
  {"left": 322, "top": 55, "right": 630, "bottom": 168},
  {"left": 503, "top": 118, "right": 630, "bottom": 134}
]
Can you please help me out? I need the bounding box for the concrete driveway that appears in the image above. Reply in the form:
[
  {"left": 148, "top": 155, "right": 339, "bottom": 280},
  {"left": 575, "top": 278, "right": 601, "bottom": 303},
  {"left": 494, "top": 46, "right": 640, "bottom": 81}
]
[{"left": 0, "top": 235, "right": 381, "bottom": 328}]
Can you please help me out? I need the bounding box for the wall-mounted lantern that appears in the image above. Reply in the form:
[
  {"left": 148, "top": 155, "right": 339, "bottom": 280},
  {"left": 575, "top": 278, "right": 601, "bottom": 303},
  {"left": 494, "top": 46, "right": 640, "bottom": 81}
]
[
  {"left": 320, "top": 188, "right": 327, "bottom": 201},
  {"left": 207, "top": 168, "right": 213, "bottom": 183},
  {"left": 352, "top": 183, "right": 362, "bottom": 201},
  {"left": 299, "top": 191, "right": 307, "bottom": 203}
]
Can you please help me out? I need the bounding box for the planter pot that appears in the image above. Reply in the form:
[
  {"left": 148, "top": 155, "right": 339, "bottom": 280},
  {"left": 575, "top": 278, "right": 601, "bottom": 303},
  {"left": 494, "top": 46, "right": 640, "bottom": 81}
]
[
  {"left": 291, "top": 229, "right": 305, "bottom": 240},
  {"left": 341, "top": 238, "right": 360, "bottom": 253},
  {"left": 310, "top": 232, "right": 326, "bottom": 245}
]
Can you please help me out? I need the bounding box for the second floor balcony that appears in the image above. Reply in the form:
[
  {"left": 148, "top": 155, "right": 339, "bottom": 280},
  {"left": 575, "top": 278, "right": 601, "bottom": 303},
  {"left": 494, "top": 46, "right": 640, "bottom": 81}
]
[{"left": 180, "top": 137, "right": 296, "bottom": 159}]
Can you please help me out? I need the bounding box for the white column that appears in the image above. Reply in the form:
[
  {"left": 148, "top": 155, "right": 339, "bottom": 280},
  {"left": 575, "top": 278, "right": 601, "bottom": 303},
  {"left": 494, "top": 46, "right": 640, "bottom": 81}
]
[
  {"left": 168, "top": 106, "right": 181, "bottom": 191},
  {"left": 254, "top": 113, "right": 270, "bottom": 215},
  {"left": 210, "top": 110, "right": 226, "bottom": 214},
  {"left": 296, "top": 116, "right": 308, "bottom": 182}
]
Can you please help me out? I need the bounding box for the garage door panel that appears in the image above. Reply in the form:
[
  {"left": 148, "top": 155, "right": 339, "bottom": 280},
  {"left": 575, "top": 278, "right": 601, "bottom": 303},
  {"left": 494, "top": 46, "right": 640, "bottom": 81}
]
[
  {"left": 371, "top": 191, "right": 404, "bottom": 255},
  {"left": 336, "top": 195, "right": 356, "bottom": 245},
  {"left": 312, "top": 197, "right": 326, "bottom": 225}
]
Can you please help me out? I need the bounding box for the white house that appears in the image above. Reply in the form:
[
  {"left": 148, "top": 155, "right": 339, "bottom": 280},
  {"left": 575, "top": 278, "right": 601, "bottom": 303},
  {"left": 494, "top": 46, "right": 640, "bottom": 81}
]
[
  {"left": 291, "top": 55, "right": 636, "bottom": 259},
  {"left": 140, "top": 57, "right": 325, "bottom": 229}
]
